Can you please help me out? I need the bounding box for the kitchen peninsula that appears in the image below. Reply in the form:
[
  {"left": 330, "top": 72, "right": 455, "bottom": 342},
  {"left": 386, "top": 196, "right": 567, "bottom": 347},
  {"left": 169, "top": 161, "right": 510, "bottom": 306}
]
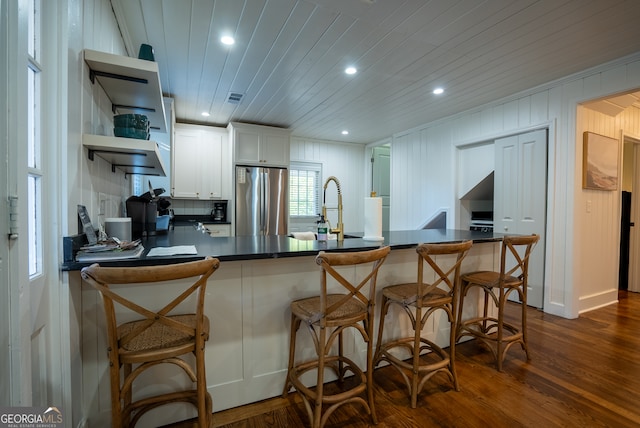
[
  {"left": 62, "top": 223, "right": 503, "bottom": 269},
  {"left": 68, "top": 226, "right": 504, "bottom": 427}
]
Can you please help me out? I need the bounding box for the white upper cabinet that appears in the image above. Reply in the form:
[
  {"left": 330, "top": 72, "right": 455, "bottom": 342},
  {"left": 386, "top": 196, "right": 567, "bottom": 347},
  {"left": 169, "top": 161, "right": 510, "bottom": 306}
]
[
  {"left": 229, "top": 122, "right": 290, "bottom": 167},
  {"left": 172, "top": 123, "right": 230, "bottom": 200}
]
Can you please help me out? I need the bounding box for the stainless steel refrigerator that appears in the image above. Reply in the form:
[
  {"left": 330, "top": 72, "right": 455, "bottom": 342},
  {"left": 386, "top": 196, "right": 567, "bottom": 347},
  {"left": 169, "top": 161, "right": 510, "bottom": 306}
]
[{"left": 235, "top": 166, "right": 288, "bottom": 236}]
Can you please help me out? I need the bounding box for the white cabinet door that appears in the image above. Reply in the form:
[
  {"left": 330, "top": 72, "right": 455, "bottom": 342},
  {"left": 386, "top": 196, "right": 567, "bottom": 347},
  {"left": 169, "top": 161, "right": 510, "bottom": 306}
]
[
  {"left": 200, "top": 131, "right": 223, "bottom": 199},
  {"left": 230, "top": 122, "right": 290, "bottom": 167},
  {"left": 204, "top": 223, "right": 231, "bottom": 237},
  {"left": 173, "top": 124, "right": 228, "bottom": 199},
  {"left": 234, "top": 128, "right": 261, "bottom": 164},
  {"left": 172, "top": 126, "right": 202, "bottom": 198},
  {"left": 261, "top": 131, "right": 290, "bottom": 166},
  {"left": 495, "top": 129, "right": 547, "bottom": 308}
]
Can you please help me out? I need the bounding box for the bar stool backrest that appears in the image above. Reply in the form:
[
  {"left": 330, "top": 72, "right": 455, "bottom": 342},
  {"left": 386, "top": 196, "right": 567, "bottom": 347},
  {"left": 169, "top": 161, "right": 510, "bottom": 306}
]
[
  {"left": 415, "top": 241, "right": 473, "bottom": 304},
  {"left": 314, "top": 246, "right": 390, "bottom": 326},
  {"left": 500, "top": 234, "right": 540, "bottom": 287}
]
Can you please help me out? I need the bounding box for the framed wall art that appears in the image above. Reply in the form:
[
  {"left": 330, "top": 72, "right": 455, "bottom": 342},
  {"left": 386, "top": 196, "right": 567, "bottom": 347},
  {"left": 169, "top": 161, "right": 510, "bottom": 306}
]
[{"left": 582, "top": 131, "right": 619, "bottom": 191}]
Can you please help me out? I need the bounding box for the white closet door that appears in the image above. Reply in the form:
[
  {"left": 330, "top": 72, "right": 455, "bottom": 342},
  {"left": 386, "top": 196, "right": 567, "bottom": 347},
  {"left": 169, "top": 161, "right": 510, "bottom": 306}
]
[{"left": 495, "top": 129, "right": 547, "bottom": 308}]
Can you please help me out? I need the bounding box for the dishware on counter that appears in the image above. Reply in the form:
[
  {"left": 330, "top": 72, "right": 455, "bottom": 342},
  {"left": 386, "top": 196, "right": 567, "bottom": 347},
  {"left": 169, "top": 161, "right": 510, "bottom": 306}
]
[{"left": 156, "top": 215, "right": 170, "bottom": 232}]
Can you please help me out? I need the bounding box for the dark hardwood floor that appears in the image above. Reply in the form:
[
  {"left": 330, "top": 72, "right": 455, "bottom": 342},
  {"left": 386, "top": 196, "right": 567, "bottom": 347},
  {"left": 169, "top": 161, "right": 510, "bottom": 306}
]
[{"left": 211, "top": 291, "right": 640, "bottom": 428}]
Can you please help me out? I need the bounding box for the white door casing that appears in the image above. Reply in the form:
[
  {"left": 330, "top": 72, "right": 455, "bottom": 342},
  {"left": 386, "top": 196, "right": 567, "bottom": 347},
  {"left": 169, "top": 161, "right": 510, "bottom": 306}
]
[
  {"left": 1, "top": 0, "right": 66, "bottom": 411},
  {"left": 0, "top": 0, "right": 13, "bottom": 407},
  {"left": 372, "top": 145, "right": 391, "bottom": 232}
]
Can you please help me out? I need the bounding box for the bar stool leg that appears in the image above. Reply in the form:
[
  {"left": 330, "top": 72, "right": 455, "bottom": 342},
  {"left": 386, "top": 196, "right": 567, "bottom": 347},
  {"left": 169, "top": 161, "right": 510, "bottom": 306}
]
[{"left": 282, "top": 315, "right": 301, "bottom": 397}]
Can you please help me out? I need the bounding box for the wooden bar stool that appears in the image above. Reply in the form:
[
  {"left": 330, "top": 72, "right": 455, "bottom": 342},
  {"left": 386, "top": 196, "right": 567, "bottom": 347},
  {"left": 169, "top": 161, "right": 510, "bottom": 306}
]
[
  {"left": 455, "top": 234, "right": 539, "bottom": 371},
  {"left": 373, "top": 241, "right": 473, "bottom": 408},
  {"left": 282, "top": 246, "right": 390, "bottom": 428},
  {"left": 81, "top": 256, "right": 220, "bottom": 428}
]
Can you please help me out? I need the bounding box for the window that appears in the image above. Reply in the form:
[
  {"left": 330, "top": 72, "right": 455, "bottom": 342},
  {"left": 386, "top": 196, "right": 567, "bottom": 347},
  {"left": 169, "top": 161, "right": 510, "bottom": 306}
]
[
  {"left": 289, "top": 162, "right": 321, "bottom": 217},
  {"left": 27, "top": 0, "right": 43, "bottom": 277}
]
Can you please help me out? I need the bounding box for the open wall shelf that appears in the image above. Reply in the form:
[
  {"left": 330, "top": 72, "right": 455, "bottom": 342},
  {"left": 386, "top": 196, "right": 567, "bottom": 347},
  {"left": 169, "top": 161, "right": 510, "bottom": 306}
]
[
  {"left": 83, "top": 134, "right": 167, "bottom": 176},
  {"left": 84, "top": 49, "right": 167, "bottom": 132}
]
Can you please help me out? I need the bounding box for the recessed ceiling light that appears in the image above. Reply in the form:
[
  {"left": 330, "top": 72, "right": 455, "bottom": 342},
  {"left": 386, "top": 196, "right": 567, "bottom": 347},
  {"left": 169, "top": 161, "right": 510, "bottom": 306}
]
[
  {"left": 433, "top": 87, "right": 444, "bottom": 95},
  {"left": 345, "top": 67, "right": 357, "bottom": 75},
  {"left": 342, "top": 130, "right": 349, "bottom": 135},
  {"left": 221, "top": 36, "right": 235, "bottom": 46},
  {"left": 201, "top": 112, "right": 210, "bottom": 117}
]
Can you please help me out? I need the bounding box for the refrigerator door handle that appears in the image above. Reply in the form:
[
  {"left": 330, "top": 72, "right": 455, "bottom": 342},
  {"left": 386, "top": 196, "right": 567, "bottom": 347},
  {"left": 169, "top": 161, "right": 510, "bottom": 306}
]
[{"left": 260, "top": 169, "right": 266, "bottom": 234}]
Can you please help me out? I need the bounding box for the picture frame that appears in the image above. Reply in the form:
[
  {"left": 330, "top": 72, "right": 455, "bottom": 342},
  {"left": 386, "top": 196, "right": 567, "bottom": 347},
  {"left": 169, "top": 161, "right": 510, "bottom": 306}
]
[{"left": 582, "top": 131, "right": 619, "bottom": 191}]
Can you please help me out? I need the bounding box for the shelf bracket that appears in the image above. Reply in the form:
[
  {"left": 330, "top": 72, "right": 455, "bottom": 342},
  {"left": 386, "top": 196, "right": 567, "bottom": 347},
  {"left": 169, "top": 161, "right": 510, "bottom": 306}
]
[
  {"left": 112, "top": 164, "right": 155, "bottom": 170},
  {"left": 86, "top": 148, "right": 149, "bottom": 173},
  {"left": 89, "top": 69, "right": 148, "bottom": 85}
]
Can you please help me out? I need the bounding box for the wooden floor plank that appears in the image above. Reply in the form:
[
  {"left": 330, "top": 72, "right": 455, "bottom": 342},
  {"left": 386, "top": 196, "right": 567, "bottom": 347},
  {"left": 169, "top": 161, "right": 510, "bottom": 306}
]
[{"left": 211, "top": 291, "right": 640, "bottom": 428}]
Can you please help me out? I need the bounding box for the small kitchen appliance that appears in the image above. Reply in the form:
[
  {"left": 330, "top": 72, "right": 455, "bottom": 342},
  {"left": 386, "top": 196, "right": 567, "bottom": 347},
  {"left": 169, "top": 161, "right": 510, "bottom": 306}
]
[
  {"left": 469, "top": 211, "right": 494, "bottom": 232},
  {"left": 126, "top": 182, "right": 166, "bottom": 238},
  {"left": 211, "top": 201, "right": 228, "bottom": 222}
]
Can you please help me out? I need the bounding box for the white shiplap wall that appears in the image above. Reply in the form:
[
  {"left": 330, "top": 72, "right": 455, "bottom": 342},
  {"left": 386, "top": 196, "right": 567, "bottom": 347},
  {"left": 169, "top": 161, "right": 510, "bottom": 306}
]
[
  {"left": 576, "top": 106, "right": 640, "bottom": 311},
  {"left": 290, "top": 137, "right": 366, "bottom": 233},
  {"left": 389, "top": 52, "right": 640, "bottom": 319},
  {"left": 66, "top": 0, "right": 130, "bottom": 235},
  {"left": 64, "top": 0, "right": 130, "bottom": 424}
]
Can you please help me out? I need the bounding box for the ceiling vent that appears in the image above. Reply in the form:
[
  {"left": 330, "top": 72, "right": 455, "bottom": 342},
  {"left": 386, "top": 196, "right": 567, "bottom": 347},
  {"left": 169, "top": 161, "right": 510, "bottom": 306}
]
[{"left": 227, "top": 92, "right": 244, "bottom": 104}]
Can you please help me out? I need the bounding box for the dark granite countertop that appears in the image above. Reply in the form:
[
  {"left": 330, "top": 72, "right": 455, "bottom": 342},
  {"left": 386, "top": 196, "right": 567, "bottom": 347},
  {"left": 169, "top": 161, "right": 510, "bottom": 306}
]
[{"left": 61, "top": 224, "right": 505, "bottom": 271}]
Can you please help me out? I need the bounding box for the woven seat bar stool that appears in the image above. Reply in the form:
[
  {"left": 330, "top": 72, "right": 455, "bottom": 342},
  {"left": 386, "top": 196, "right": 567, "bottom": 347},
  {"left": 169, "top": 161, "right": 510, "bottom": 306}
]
[
  {"left": 81, "top": 256, "right": 220, "bottom": 428},
  {"left": 455, "top": 234, "right": 539, "bottom": 371},
  {"left": 373, "top": 240, "right": 473, "bottom": 408},
  {"left": 282, "top": 246, "right": 390, "bottom": 428}
]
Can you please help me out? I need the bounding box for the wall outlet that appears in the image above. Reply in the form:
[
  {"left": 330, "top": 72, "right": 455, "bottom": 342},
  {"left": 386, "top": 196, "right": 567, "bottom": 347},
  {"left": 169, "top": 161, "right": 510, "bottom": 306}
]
[{"left": 98, "top": 193, "right": 106, "bottom": 215}]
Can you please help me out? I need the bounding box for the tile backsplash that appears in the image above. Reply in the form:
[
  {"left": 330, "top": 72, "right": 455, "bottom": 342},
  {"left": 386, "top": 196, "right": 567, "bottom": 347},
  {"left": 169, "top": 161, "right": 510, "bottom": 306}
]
[{"left": 170, "top": 199, "right": 218, "bottom": 216}]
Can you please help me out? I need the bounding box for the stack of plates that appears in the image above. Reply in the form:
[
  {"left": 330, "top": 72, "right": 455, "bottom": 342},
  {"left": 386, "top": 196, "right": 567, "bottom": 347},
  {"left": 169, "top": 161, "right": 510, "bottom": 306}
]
[{"left": 114, "top": 114, "right": 150, "bottom": 140}]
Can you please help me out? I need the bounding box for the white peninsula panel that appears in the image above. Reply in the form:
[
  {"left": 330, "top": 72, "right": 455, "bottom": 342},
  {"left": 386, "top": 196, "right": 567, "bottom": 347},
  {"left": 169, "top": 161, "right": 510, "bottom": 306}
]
[{"left": 79, "top": 242, "right": 498, "bottom": 426}]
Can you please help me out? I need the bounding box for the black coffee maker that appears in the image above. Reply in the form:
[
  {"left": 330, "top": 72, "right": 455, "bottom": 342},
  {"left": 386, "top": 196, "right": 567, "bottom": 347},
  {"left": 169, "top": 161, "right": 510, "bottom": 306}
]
[
  {"left": 211, "top": 201, "right": 228, "bottom": 222},
  {"left": 126, "top": 185, "right": 166, "bottom": 238}
]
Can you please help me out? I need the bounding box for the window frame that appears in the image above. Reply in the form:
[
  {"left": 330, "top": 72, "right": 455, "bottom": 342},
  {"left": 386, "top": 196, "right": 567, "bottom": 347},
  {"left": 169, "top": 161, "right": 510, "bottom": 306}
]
[
  {"left": 27, "top": 0, "right": 43, "bottom": 279},
  {"left": 289, "top": 162, "right": 322, "bottom": 219}
]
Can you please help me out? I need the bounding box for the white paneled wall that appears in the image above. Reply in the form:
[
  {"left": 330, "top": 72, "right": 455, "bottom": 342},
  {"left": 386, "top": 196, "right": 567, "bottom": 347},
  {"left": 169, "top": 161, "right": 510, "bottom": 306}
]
[
  {"left": 67, "top": 0, "right": 130, "bottom": 235},
  {"left": 64, "top": 0, "right": 130, "bottom": 425},
  {"left": 290, "top": 137, "right": 366, "bottom": 233},
  {"left": 389, "top": 52, "right": 640, "bottom": 319},
  {"left": 576, "top": 105, "right": 640, "bottom": 311}
]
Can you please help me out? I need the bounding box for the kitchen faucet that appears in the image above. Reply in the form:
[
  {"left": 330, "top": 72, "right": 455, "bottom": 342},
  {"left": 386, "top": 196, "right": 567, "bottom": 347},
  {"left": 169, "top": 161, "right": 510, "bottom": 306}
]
[{"left": 322, "top": 176, "right": 344, "bottom": 241}]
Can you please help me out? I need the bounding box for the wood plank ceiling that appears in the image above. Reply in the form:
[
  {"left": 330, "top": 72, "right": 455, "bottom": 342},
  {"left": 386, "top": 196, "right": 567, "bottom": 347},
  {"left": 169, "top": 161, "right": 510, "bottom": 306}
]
[{"left": 111, "top": 0, "right": 640, "bottom": 144}]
